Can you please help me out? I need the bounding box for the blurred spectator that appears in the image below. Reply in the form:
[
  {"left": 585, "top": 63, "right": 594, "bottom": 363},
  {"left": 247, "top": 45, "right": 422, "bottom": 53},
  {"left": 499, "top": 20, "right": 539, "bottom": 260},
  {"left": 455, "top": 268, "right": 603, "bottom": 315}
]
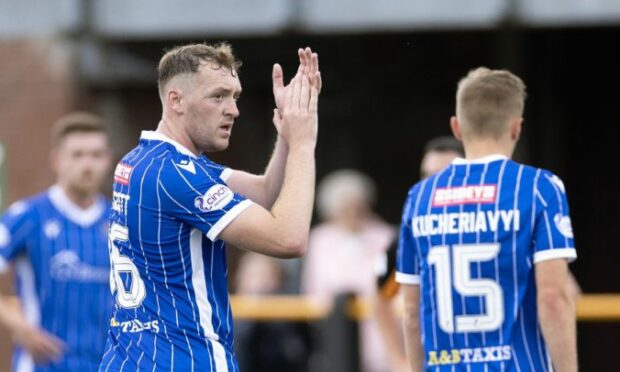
[
  {"left": 0, "top": 112, "right": 114, "bottom": 371},
  {"left": 234, "top": 252, "right": 311, "bottom": 372},
  {"left": 302, "top": 169, "right": 395, "bottom": 372}
]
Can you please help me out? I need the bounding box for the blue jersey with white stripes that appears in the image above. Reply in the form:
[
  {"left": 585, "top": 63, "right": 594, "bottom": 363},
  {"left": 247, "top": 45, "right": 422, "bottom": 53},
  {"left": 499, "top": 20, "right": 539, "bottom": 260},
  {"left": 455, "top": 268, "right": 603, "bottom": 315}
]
[
  {"left": 0, "top": 186, "right": 113, "bottom": 372},
  {"left": 100, "top": 131, "right": 253, "bottom": 372},
  {"left": 396, "top": 155, "right": 577, "bottom": 371}
]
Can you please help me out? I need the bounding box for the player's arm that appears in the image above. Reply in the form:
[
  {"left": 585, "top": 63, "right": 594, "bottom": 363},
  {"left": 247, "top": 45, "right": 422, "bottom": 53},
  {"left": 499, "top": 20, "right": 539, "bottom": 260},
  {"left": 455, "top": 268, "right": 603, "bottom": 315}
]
[
  {"left": 0, "top": 290, "right": 64, "bottom": 364},
  {"left": 0, "top": 207, "right": 65, "bottom": 364},
  {"left": 374, "top": 294, "right": 409, "bottom": 372},
  {"left": 224, "top": 133, "right": 288, "bottom": 209},
  {"left": 226, "top": 48, "right": 321, "bottom": 209},
  {"left": 536, "top": 259, "right": 577, "bottom": 372},
  {"left": 373, "top": 242, "right": 409, "bottom": 372},
  {"left": 533, "top": 172, "right": 578, "bottom": 372},
  {"left": 220, "top": 68, "right": 319, "bottom": 258},
  {"left": 402, "top": 284, "right": 423, "bottom": 372}
]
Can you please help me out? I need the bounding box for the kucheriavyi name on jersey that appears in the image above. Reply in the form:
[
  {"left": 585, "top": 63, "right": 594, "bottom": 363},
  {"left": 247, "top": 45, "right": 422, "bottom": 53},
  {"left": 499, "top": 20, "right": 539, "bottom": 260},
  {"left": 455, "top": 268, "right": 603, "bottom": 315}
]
[{"left": 412, "top": 210, "right": 520, "bottom": 238}]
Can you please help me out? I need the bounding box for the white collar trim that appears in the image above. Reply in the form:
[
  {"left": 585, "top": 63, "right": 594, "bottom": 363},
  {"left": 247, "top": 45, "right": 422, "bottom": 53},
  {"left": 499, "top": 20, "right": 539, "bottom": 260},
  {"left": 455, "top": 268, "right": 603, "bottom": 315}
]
[
  {"left": 48, "top": 185, "right": 105, "bottom": 227},
  {"left": 140, "top": 130, "right": 197, "bottom": 158},
  {"left": 452, "top": 154, "right": 508, "bottom": 165}
]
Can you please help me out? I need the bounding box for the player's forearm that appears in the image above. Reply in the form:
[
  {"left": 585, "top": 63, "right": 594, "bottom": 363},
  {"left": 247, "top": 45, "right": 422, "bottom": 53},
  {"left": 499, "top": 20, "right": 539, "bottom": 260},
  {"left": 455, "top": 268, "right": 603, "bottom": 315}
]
[
  {"left": 374, "top": 297, "right": 408, "bottom": 370},
  {"left": 403, "top": 314, "right": 424, "bottom": 372},
  {"left": 269, "top": 143, "right": 315, "bottom": 256},
  {"left": 260, "top": 136, "right": 288, "bottom": 208},
  {"left": 538, "top": 292, "right": 577, "bottom": 372},
  {"left": 0, "top": 295, "right": 27, "bottom": 335}
]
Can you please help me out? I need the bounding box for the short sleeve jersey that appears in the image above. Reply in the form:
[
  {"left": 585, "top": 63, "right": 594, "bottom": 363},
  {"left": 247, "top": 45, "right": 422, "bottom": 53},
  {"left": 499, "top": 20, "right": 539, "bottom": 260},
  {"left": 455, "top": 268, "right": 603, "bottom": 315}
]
[
  {"left": 396, "top": 155, "right": 576, "bottom": 371},
  {"left": 0, "top": 186, "right": 113, "bottom": 372},
  {"left": 101, "top": 131, "right": 252, "bottom": 372}
]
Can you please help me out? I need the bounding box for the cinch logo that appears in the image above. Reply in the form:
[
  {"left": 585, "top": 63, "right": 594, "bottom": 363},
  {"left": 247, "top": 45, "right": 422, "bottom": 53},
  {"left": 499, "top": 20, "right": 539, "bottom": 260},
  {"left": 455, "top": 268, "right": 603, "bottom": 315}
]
[
  {"left": 432, "top": 185, "right": 497, "bottom": 207},
  {"left": 194, "top": 184, "right": 233, "bottom": 212},
  {"left": 114, "top": 163, "right": 133, "bottom": 185}
]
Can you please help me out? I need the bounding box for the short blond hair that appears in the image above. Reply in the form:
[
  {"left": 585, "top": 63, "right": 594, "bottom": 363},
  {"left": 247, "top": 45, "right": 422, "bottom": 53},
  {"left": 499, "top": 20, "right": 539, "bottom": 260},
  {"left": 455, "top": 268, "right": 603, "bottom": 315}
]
[
  {"left": 157, "top": 42, "right": 242, "bottom": 98},
  {"left": 456, "top": 67, "right": 526, "bottom": 139},
  {"left": 51, "top": 111, "right": 108, "bottom": 147}
]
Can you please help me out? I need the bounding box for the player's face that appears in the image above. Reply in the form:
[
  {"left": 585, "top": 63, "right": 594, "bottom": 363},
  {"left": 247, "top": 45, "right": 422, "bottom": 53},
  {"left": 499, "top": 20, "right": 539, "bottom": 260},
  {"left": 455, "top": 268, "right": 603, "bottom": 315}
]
[
  {"left": 420, "top": 150, "right": 461, "bottom": 179},
  {"left": 185, "top": 63, "right": 242, "bottom": 153},
  {"left": 54, "top": 132, "right": 111, "bottom": 196}
]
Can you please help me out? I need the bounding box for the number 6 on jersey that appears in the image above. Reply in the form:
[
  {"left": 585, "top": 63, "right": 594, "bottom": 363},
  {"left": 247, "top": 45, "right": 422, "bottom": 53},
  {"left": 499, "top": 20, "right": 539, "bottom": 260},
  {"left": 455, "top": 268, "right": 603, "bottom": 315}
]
[{"left": 108, "top": 223, "right": 146, "bottom": 308}]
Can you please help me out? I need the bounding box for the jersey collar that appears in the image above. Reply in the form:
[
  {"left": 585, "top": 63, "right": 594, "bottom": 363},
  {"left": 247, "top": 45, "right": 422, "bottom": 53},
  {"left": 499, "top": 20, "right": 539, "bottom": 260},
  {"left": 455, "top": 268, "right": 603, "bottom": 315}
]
[
  {"left": 140, "top": 130, "right": 197, "bottom": 158},
  {"left": 48, "top": 185, "right": 106, "bottom": 227},
  {"left": 452, "top": 154, "right": 508, "bottom": 165}
]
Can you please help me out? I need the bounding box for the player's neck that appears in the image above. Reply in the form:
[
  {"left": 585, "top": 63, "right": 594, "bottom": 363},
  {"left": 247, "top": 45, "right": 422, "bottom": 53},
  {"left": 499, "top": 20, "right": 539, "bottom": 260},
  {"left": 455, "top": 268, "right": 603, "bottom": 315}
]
[
  {"left": 157, "top": 118, "right": 200, "bottom": 156},
  {"left": 463, "top": 140, "right": 514, "bottom": 160},
  {"left": 56, "top": 184, "right": 99, "bottom": 209}
]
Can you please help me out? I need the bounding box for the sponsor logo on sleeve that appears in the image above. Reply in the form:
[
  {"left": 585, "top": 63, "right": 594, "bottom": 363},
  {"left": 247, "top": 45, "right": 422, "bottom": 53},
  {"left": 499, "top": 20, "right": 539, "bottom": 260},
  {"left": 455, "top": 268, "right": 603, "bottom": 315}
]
[
  {"left": 114, "top": 163, "right": 133, "bottom": 186},
  {"left": 553, "top": 213, "right": 574, "bottom": 239},
  {"left": 432, "top": 185, "right": 497, "bottom": 207},
  {"left": 194, "top": 184, "right": 234, "bottom": 212}
]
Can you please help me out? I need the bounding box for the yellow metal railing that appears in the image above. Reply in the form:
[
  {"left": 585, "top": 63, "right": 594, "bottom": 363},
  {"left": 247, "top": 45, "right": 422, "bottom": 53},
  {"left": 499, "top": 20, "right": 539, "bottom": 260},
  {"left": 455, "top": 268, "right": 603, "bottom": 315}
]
[{"left": 231, "top": 294, "right": 620, "bottom": 322}]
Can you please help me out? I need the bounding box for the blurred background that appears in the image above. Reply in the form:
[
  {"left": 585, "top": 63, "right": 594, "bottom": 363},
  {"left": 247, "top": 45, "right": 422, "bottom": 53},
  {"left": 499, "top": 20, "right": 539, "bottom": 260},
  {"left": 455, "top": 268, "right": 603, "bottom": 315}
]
[{"left": 1, "top": 0, "right": 619, "bottom": 370}]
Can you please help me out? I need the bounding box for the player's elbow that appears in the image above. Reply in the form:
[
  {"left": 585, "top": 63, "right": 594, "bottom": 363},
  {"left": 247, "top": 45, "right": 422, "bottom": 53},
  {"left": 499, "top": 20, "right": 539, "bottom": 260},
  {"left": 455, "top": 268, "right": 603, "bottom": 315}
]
[
  {"left": 538, "top": 287, "right": 574, "bottom": 319},
  {"left": 263, "top": 229, "right": 307, "bottom": 258},
  {"left": 277, "top": 236, "right": 307, "bottom": 258}
]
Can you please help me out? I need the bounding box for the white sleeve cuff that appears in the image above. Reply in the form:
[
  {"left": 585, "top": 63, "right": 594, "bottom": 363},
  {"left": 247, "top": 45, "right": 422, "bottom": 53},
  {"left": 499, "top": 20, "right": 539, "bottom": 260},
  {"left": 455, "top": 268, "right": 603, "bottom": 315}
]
[
  {"left": 0, "top": 257, "right": 9, "bottom": 273},
  {"left": 220, "top": 168, "right": 233, "bottom": 183},
  {"left": 534, "top": 248, "right": 577, "bottom": 264},
  {"left": 395, "top": 272, "right": 420, "bottom": 285},
  {"left": 206, "top": 199, "right": 253, "bottom": 241}
]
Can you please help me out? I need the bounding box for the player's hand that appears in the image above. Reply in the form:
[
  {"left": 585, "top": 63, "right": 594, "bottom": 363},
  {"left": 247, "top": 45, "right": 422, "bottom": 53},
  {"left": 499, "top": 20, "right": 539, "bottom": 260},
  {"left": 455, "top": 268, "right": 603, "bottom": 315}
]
[
  {"left": 278, "top": 73, "right": 319, "bottom": 148},
  {"left": 272, "top": 47, "right": 321, "bottom": 115},
  {"left": 11, "top": 324, "right": 65, "bottom": 365}
]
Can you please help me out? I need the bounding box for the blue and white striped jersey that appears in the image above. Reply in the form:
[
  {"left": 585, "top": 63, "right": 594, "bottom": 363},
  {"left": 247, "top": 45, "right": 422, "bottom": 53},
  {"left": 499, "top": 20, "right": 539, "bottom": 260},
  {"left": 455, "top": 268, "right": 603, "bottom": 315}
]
[
  {"left": 396, "top": 154, "right": 576, "bottom": 371},
  {"left": 100, "top": 131, "right": 253, "bottom": 372},
  {"left": 0, "top": 186, "right": 113, "bottom": 372}
]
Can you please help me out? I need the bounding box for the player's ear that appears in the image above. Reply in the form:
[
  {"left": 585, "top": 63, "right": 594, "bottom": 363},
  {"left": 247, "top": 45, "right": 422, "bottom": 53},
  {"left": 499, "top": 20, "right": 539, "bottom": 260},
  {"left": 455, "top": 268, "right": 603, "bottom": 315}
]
[
  {"left": 167, "top": 88, "right": 185, "bottom": 114},
  {"left": 450, "top": 116, "right": 463, "bottom": 141},
  {"left": 510, "top": 118, "right": 523, "bottom": 141}
]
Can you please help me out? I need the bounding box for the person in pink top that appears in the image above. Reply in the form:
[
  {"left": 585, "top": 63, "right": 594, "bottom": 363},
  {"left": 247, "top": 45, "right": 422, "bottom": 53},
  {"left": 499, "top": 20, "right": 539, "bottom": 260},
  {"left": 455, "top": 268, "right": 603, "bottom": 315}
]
[{"left": 301, "top": 169, "right": 395, "bottom": 372}]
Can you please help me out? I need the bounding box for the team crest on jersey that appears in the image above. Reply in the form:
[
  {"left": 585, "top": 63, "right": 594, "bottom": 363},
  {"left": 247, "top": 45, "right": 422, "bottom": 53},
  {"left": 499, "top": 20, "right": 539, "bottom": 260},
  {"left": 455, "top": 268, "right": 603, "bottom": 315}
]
[
  {"left": 432, "top": 185, "right": 497, "bottom": 207},
  {"left": 114, "top": 163, "right": 133, "bottom": 185},
  {"left": 553, "top": 213, "right": 574, "bottom": 239},
  {"left": 194, "top": 184, "right": 234, "bottom": 212},
  {"left": 44, "top": 220, "right": 61, "bottom": 239}
]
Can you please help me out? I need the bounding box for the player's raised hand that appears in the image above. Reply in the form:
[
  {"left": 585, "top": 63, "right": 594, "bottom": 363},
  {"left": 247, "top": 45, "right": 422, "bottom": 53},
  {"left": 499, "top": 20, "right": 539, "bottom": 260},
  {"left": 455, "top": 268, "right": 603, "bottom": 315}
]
[
  {"left": 278, "top": 74, "right": 319, "bottom": 148},
  {"left": 272, "top": 47, "right": 321, "bottom": 113},
  {"left": 12, "top": 324, "right": 65, "bottom": 364}
]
